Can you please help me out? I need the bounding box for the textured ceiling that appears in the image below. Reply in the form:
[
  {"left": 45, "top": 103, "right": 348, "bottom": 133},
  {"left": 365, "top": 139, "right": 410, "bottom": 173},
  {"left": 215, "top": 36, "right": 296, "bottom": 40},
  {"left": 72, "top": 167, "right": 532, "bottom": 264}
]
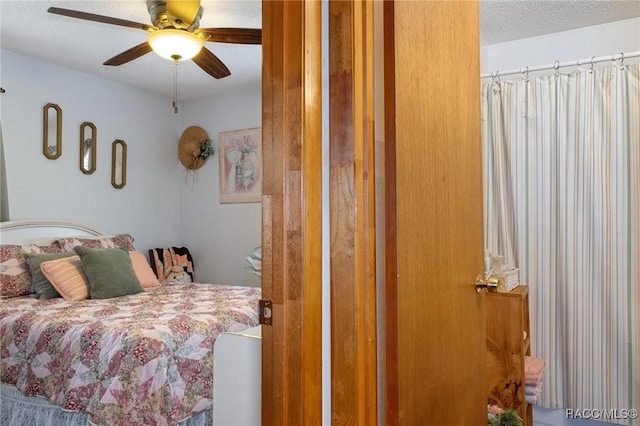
[
  {"left": 1, "top": 1, "right": 639, "bottom": 100},
  {"left": 480, "top": 0, "right": 640, "bottom": 44}
]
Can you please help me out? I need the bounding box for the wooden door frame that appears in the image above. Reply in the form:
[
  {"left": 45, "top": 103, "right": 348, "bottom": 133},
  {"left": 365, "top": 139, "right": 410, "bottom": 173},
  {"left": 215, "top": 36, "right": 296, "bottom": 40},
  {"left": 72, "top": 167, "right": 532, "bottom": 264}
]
[
  {"left": 261, "top": 1, "right": 323, "bottom": 424},
  {"left": 383, "top": 2, "right": 398, "bottom": 423},
  {"left": 261, "top": 1, "right": 377, "bottom": 424},
  {"left": 329, "top": 1, "right": 377, "bottom": 425}
]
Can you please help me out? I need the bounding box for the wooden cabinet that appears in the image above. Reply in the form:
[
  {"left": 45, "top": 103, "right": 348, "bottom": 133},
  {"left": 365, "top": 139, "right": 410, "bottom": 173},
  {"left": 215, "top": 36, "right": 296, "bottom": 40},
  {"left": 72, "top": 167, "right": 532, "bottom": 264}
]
[{"left": 486, "top": 285, "right": 533, "bottom": 426}]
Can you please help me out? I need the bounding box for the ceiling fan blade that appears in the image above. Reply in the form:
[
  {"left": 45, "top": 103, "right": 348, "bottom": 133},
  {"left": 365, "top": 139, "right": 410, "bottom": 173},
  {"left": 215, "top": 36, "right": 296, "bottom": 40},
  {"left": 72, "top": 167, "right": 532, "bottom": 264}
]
[
  {"left": 47, "top": 7, "right": 154, "bottom": 31},
  {"left": 166, "top": 0, "right": 201, "bottom": 28},
  {"left": 198, "top": 28, "right": 262, "bottom": 45},
  {"left": 103, "top": 43, "right": 153, "bottom": 66},
  {"left": 192, "top": 47, "right": 231, "bottom": 79}
]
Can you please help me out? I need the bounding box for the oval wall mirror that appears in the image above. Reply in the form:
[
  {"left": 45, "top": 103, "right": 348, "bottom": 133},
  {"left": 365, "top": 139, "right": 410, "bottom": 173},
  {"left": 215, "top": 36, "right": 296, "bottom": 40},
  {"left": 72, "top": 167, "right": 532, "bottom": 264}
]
[
  {"left": 79, "top": 122, "right": 97, "bottom": 174},
  {"left": 43, "top": 103, "right": 62, "bottom": 159},
  {"left": 111, "top": 139, "right": 127, "bottom": 189}
]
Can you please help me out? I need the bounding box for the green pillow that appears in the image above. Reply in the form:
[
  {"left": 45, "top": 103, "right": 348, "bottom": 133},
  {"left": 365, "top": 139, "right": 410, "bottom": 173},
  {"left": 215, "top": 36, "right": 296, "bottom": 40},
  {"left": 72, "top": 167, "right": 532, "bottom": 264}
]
[
  {"left": 74, "top": 246, "right": 143, "bottom": 299},
  {"left": 24, "top": 252, "right": 75, "bottom": 299}
]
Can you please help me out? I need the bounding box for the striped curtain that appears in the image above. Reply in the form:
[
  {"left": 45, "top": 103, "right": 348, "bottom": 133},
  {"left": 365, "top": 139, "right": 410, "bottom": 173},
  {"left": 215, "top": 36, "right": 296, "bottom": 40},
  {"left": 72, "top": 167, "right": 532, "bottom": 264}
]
[{"left": 481, "top": 62, "right": 639, "bottom": 424}]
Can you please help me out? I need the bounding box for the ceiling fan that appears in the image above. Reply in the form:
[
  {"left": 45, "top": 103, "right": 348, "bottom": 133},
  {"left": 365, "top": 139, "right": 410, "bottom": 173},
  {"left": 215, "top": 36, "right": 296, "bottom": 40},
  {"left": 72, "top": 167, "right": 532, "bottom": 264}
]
[{"left": 47, "top": 0, "right": 261, "bottom": 79}]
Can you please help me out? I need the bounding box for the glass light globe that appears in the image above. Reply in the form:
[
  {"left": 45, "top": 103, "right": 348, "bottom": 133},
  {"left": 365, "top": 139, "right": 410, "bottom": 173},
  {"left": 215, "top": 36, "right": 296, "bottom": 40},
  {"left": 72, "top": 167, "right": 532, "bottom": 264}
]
[{"left": 148, "top": 29, "right": 203, "bottom": 61}]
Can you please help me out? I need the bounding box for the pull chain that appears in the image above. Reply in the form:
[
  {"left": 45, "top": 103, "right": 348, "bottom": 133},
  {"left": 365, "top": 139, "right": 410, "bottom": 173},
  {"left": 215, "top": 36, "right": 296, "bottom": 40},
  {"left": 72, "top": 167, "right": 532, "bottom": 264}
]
[{"left": 172, "top": 56, "right": 180, "bottom": 114}]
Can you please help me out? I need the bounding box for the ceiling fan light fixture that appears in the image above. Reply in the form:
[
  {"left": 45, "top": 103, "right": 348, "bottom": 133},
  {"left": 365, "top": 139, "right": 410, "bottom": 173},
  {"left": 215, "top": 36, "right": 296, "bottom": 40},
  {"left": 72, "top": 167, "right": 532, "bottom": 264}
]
[{"left": 147, "top": 29, "right": 203, "bottom": 61}]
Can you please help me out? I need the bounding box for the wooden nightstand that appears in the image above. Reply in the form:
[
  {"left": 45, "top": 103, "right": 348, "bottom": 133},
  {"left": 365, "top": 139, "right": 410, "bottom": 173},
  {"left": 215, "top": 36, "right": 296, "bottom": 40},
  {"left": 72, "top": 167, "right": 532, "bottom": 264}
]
[{"left": 486, "top": 285, "right": 533, "bottom": 426}]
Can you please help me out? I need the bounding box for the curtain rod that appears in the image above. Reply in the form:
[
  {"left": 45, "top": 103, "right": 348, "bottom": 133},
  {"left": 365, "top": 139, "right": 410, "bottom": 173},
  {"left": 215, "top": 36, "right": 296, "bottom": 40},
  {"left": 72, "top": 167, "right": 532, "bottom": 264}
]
[{"left": 480, "top": 51, "right": 640, "bottom": 79}]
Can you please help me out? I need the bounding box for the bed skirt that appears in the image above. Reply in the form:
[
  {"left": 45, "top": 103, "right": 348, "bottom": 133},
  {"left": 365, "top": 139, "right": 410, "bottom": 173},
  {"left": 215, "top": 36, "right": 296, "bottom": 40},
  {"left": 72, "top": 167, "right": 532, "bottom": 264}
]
[{"left": 0, "top": 384, "right": 212, "bottom": 426}]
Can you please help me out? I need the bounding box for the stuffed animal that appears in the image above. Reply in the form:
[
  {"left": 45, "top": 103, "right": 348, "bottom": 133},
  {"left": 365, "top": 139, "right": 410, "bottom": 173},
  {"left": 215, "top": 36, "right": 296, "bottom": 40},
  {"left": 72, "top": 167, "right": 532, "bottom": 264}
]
[{"left": 163, "top": 265, "right": 192, "bottom": 284}]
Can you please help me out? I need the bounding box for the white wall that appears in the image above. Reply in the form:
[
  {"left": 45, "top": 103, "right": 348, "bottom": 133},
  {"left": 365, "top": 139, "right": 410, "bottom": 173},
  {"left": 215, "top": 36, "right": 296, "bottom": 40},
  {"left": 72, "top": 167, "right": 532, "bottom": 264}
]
[
  {"left": 481, "top": 17, "right": 640, "bottom": 75},
  {"left": 1, "top": 50, "right": 182, "bottom": 253},
  {"left": 1, "top": 50, "right": 262, "bottom": 287},
  {"left": 179, "top": 88, "right": 262, "bottom": 286}
]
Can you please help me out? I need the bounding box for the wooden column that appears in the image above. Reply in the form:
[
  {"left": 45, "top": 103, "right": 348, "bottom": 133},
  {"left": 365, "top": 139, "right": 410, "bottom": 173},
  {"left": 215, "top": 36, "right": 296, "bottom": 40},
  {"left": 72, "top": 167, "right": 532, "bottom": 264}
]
[
  {"left": 261, "top": 1, "right": 323, "bottom": 425},
  {"left": 329, "top": 1, "right": 377, "bottom": 424}
]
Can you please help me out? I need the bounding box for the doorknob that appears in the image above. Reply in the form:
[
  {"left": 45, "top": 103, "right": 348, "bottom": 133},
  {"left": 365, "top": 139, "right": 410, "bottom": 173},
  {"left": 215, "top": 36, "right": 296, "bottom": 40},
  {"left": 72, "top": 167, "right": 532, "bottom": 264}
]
[{"left": 475, "top": 274, "right": 500, "bottom": 293}]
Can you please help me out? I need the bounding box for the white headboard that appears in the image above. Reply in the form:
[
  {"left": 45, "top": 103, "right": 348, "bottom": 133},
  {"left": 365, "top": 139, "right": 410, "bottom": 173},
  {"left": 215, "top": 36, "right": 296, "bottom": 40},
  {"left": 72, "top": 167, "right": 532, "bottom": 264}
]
[{"left": 0, "top": 220, "right": 105, "bottom": 245}]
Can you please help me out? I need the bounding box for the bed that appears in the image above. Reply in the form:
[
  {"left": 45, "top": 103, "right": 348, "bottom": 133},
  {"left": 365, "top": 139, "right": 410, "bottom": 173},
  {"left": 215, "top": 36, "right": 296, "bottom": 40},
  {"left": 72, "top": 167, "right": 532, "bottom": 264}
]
[{"left": 0, "top": 220, "right": 262, "bottom": 425}]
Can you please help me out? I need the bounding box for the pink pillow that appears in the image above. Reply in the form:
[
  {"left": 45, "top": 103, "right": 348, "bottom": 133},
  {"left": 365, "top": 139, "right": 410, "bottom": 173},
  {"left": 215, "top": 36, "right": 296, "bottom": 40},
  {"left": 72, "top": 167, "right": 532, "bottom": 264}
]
[
  {"left": 0, "top": 243, "right": 63, "bottom": 298},
  {"left": 40, "top": 256, "right": 90, "bottom": 301},
  {"left": 129, "top": 251, "right": 160, "bottom": 290},
  {"left": 55, "top": 234, "right": 135, "bottom": 252}
]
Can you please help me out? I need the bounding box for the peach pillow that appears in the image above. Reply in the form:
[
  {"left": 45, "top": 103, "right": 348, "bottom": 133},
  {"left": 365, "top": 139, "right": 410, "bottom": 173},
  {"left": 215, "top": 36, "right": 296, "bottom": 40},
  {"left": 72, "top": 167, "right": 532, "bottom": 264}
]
[
  {"left": 40, "top": 256, "right": 90, "bottom": 301},
  {"left": 129, "top": 251, "right": 160, "bottom": 290}
]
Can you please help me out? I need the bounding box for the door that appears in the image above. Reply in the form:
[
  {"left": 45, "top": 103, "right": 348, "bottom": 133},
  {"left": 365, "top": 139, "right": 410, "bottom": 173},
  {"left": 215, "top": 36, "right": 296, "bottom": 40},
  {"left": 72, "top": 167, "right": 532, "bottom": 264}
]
[
  {"left": 384, "top": 1, "right": 487, "bottom": 424},
  {"left": 262, "top": 0, "right": 486, "bottom": 424}
]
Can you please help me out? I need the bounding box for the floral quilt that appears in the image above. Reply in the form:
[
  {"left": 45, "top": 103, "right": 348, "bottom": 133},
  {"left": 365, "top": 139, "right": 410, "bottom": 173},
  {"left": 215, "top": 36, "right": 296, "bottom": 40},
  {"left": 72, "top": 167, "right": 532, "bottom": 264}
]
[{"left": 0, "top": 283, "right": 261, "bottom": 425}]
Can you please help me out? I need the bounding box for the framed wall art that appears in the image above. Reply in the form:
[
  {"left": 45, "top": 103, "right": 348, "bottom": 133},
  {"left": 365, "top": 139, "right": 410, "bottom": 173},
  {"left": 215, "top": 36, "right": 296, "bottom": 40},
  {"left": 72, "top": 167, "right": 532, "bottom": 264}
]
[{"left": 218, "top": 127, "right": 262, "bottom": 203}]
